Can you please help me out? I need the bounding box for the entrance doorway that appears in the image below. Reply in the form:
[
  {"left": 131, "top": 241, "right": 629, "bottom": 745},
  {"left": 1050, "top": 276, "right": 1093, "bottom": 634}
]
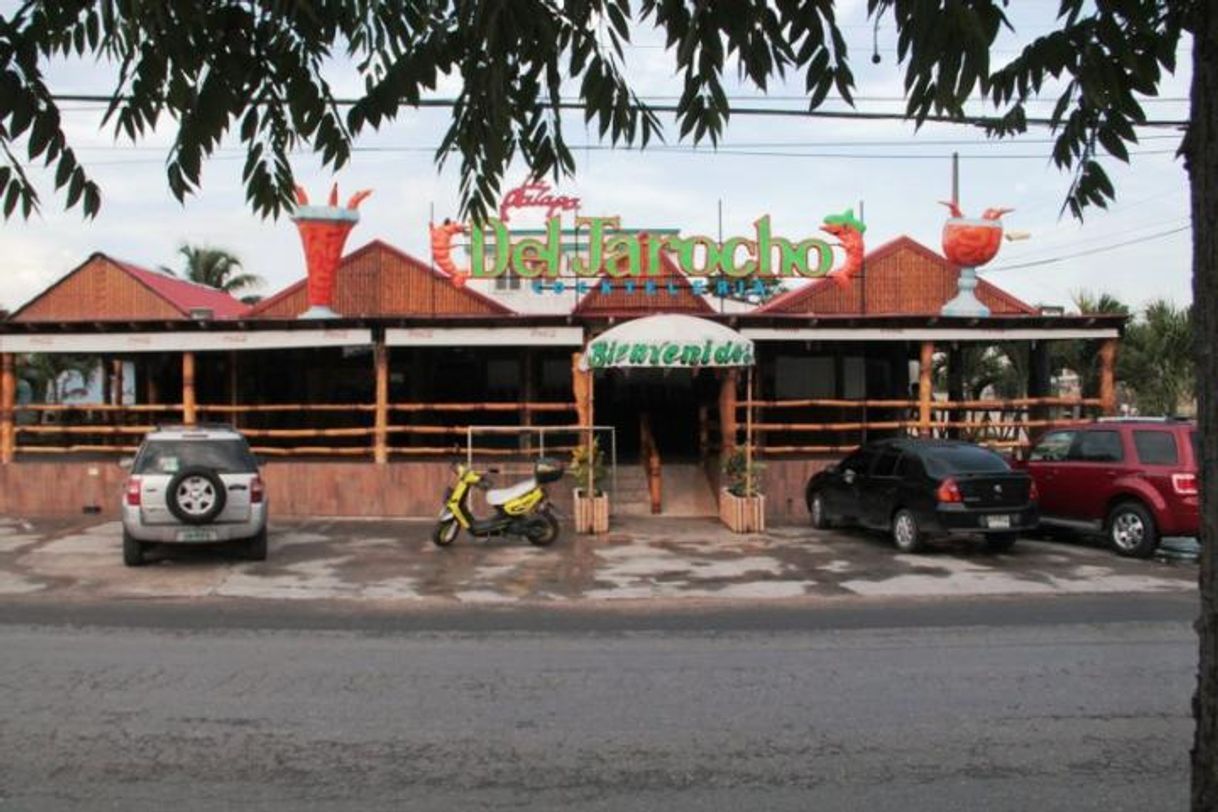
[{"left": 594, "top": 368, "right": 719, "bottom": 462}]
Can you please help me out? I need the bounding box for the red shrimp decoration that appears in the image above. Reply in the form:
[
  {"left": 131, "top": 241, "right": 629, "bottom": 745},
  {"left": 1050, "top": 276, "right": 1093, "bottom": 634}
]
[
  {"left": 429, "top": 218, "right": 469, "bottom": 287},
  {"left": 821, "top": 209, "right": 867, "bottom": 288}
]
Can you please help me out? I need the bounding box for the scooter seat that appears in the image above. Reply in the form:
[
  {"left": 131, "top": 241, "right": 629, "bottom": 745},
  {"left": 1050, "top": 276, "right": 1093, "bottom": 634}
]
[{"left": 485, "top": 478, "right": 538, "bottom": 506}]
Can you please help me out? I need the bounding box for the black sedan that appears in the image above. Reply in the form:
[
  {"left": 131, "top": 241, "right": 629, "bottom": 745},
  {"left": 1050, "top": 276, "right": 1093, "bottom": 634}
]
[{"left": 805, "top": 439, "right": 1039, "bottom": 553}]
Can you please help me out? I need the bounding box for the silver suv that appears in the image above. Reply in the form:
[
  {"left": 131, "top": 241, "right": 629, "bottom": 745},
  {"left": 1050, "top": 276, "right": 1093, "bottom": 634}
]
[{"left": 121, "top": 424, "right": 268, "bottom": 566}]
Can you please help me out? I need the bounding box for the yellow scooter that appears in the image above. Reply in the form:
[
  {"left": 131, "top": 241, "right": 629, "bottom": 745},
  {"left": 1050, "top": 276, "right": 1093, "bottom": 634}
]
[{"left": 432, "top": 458, "right": 564, "bottom": 547}]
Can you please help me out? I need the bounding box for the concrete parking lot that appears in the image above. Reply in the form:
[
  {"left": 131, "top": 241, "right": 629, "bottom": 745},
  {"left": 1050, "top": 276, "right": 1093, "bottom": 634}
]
[{"left": 0, "top": 515, "right": 1198, "bottom": 605}]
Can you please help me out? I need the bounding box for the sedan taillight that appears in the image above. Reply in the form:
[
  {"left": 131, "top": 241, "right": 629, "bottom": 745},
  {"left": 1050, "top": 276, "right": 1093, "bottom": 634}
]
[
  {"left": 936, "top": 477, "right": 962, "bottom": 503},
  {"left": 250, "top": 476, "right": 265, "bottom": 504},
  {"left": 125, "top": 477, "right": 142, "bottom": 507},
  {"left": 1029, "top": 478, "right": 1039, "bottom": 502},
  {"left": 1172, "top": 472, "right": 1198, "bottom": 496}
]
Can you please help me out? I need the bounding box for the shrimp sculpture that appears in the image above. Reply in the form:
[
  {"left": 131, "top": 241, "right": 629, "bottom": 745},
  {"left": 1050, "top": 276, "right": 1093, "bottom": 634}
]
[
  {"left": 429, "top": 219, "right": 469, "bottom": 288},
  {"left": 821, "top": 208, "right": 867, "bottom": 288}
]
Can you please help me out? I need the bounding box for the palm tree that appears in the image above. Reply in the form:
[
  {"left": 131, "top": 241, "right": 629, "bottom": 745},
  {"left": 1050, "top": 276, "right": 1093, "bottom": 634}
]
[
  {"left": 1050, "top": 290, "right": 1131, "bottom": 399},
  {"left": 162, "top": 244, "right": 263, "bottom": 295},
  {"left": 17, "top": 354, "right": 97, "bottom": 403},
  {"left": 1120, "top": 300, "right": 1194, "bottom": 416}
]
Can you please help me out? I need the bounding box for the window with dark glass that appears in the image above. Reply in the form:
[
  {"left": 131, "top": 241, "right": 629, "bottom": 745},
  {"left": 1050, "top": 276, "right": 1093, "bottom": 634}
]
[
  {"left": 1133, "top": 430, "right": 1179, "bottom": 465},
  {"left": 1071, "top": 430, "right": 1124, "bottom": 462},
  {"left": 871, "top": 449, "right": 901, "bottom": 478}
]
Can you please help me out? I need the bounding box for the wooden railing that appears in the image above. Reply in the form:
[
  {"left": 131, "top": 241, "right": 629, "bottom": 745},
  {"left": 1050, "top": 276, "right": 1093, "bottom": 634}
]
[
  {"left": 10, "top": 400, "right": 578, "bottom": 459},
  {"left": 740, "top": 396, "right": 1104, "bottom": 455}
]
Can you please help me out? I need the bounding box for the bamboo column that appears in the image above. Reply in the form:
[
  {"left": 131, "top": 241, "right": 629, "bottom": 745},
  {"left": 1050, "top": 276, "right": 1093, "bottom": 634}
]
[
  {"left": 719, "top": 369, "right": 738, "bottom": 455},
  {"left": 1, "top": 353, "right": 14, "bottom": 464},
  {"left": 946, "top": 344, "right": 964, "bottom": 439},
  {"left": 571, "top": 352, "right": 594, "bottom": 491},
  {"left": 1099, "top": 338, "right": 1118, "bottom": 416},
  {"left": 918, "top": 341, "right": 934, "bottom": 437},
  {"left": 112, "top": 359, "right": 124, "bottom": 406},
  {"left": 228, "top": 351, "right": 240, "bottom": 428},
  {"left": 521, "top": 349, "right": 535, "bottom": 453},
  {"left": 373, "top": 342, "right": 389, "bottom": 464},
  {"left": 182, "top": 351, "right": 197, "bottom": 426}
]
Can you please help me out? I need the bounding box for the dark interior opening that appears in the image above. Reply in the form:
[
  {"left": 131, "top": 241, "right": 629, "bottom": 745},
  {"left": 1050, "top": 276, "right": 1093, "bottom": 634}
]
[{"left": 594, "top": 368, "right": 718, "bottom": 462}]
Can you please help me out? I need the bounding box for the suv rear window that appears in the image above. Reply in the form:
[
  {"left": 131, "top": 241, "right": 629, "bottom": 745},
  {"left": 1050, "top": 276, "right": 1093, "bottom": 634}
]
[
  {"left": 921, "top": 445, "right": 1010, "bottom": 477},
  {"left": 134, "top": 439, "right": 257, "bottom": 475},
  {"left": 1133, "top": 430, "right": 1179, "bottom": 465}
]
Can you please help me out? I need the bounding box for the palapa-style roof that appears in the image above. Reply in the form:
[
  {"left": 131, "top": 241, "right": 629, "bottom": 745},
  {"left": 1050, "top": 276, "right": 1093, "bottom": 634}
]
[
  {"left": 758, "top": 236, "right": 1037, "bottom": 316},
  {"left": 9, "top": 253, "right": 250, "bottom": 323},
  {"left": 249, "top": 239, "right": 513, "bottom": 319},
  {"left": 573, "top": 235, "right": 714, "bottom": 317}
]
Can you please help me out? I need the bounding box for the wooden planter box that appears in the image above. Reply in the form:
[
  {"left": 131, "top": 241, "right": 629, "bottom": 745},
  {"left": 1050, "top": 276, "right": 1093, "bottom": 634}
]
[
  {"left": 574, "top": 490, "right": 610, "bottom": 534},
  {"left": 720, "top": 489, "right": 766, "bottom": 533}
]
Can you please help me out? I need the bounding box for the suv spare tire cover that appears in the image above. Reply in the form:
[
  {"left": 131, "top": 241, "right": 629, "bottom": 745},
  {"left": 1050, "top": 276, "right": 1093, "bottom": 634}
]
[{"left": 166, "top": 467, "right": 228, "bottom": 525}]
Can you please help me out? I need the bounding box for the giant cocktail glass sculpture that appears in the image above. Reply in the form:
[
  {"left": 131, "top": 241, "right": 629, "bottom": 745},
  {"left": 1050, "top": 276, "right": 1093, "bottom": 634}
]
[
  {"left": 292, "top": 184, "right": 371, "bottom": 318},
  {"left": 939, "top": 202, "right": 1012, "bottom": 318}
]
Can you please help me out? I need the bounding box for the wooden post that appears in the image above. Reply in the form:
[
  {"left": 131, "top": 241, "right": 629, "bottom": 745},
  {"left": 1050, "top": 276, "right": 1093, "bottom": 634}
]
[
  {"left": 112, "top": 359, "right": 125, "bottom": 406},
  {"left": 918, "top": 341, "right": 934, "bottom": 437},
  {"left": 182, "top": 351, "right": 196, "bottom": 426},
  {"left": 946, "top": 344, "right": 964, "bottom": 440},
  {"left": 746, "top": 365, "right": 754, "bottom": 491},
  {"left": 1, "top": 353, "right": 14, "bottom": 464},
  {"left": 373, "top": 342, "right": 389, "bottom": 464},
  {"left": 1027, "top": 340, "right": 1052, "bottom": 425},
  {"left": 227, "top": 351, "right": 240, "bottom": 428},
  {"left": 1099, "top": 338, "right": 1118, "bottom": 416},
  {"left": 521, "top": 349, "right": 535, "bottom": 454},
  {"left": 145, "top": 357, "right": 159, "bottom": 406},
  {"left": 100, "top": 356, "right": 112, "bottom": 406},
  {"left": 719, "top": 369, "right": 738, "bottom": 455}
]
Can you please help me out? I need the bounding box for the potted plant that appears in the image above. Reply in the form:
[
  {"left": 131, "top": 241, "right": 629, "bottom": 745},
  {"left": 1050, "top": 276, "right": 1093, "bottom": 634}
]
[
  {"left": 570, "top": 439, "right": 609, "bottom": 534},
  {"left": 720, "top": 447, "right": 766, "bottom": 533}
]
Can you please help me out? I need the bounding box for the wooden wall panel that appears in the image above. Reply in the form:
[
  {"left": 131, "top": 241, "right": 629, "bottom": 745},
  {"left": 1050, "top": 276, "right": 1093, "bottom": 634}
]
[
  {"left": 761, "top": 457, "right": 837, "bottom": 524},
  {"left": 14, "top": 257, "right": 182, "bottom": 322},
  {"left": 0, "top": 460, "right": 575, "bottom": 520}
]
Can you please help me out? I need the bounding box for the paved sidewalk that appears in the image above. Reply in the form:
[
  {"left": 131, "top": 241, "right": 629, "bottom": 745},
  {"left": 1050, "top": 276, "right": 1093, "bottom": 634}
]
[{"left": 0, "top": 515, "right": 1198, "bottom": 606}]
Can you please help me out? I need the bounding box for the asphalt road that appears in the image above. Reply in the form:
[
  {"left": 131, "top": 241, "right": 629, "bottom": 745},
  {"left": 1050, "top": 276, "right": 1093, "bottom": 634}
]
[{"left": 0, "top": 594, "right": 1199, "bottom": 811}]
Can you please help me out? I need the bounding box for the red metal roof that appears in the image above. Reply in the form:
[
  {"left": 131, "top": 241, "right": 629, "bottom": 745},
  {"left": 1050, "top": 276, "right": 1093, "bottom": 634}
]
[{"left": 113, "top": 260, "right": 251, "bottom": 319}]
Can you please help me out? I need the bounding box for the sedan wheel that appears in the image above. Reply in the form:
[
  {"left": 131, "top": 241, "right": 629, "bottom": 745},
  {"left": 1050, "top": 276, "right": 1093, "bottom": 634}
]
[
  {"left": 891, "top": 509, "right": 925, "bottom": 554},
  {"left": 810, "top": 492, "right": 831, "bottom": 529}
]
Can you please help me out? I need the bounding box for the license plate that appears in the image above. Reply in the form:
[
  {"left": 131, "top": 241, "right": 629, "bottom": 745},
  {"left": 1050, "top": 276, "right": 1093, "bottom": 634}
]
[
  {"left": 984, "top": 514, "right": 1012, "bottom": 529},
  {"left": 176, "top": 528, "right": 219, "bottom": 542}
]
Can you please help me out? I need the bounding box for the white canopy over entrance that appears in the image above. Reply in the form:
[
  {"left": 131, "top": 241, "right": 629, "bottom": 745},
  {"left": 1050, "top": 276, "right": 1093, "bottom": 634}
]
[{"left": 579, "top": 314, "right": 755, "bottom": 371}]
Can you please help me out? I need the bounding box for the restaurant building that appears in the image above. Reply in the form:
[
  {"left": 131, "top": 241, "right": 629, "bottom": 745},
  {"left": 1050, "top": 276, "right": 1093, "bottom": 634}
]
[{"left": 0, "top": 186, "right": 1123, "bottom": 523}]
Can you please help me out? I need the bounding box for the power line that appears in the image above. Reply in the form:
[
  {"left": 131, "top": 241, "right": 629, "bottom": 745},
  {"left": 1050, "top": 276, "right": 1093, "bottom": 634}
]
[
  {"left": 45, "top": 94, "right": 1190, "bottom": 129},
  {"left": 983, "top": 225, "right": 1190, "bottom": 272}
]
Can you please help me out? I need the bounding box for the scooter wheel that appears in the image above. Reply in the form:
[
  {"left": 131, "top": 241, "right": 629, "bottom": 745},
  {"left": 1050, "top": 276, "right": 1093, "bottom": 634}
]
[
  {"left": 526, "top": 512, "right": 560, "bottom": 547},
  {"left": 432, "top": 519, "right": 459, "bottom": 547}
]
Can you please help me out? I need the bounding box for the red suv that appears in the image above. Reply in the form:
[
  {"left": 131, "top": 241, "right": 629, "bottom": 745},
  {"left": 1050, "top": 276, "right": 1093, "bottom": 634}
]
[{"left": 1014, "top": 418, "right": 1198, "bottom": 557}]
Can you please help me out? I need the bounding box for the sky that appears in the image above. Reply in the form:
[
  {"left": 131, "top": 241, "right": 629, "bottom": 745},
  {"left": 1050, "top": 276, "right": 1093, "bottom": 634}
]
[{"left": 0, "top": 0, "right": 1194, "bottom": 316}]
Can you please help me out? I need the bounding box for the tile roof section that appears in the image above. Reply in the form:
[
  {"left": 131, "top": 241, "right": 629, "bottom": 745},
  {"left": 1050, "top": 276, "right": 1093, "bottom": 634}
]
[
  {"left": 247, "top": 239, "right": 513, "bottom": 318},
  {"left": 756, "top": 235, "right": 1037, "bottom": 316},
  {"left": 573, "top": 236, "right": 713, "bottom": 316}
]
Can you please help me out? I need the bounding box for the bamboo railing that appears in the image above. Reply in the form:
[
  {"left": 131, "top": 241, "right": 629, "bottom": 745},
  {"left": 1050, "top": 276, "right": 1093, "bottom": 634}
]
[
  {"left": 9, "top": 400, "right": 578, "bottom": 459},
  {"left": 740, "top": 396, "right": 1104, "bottom": 456}
]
